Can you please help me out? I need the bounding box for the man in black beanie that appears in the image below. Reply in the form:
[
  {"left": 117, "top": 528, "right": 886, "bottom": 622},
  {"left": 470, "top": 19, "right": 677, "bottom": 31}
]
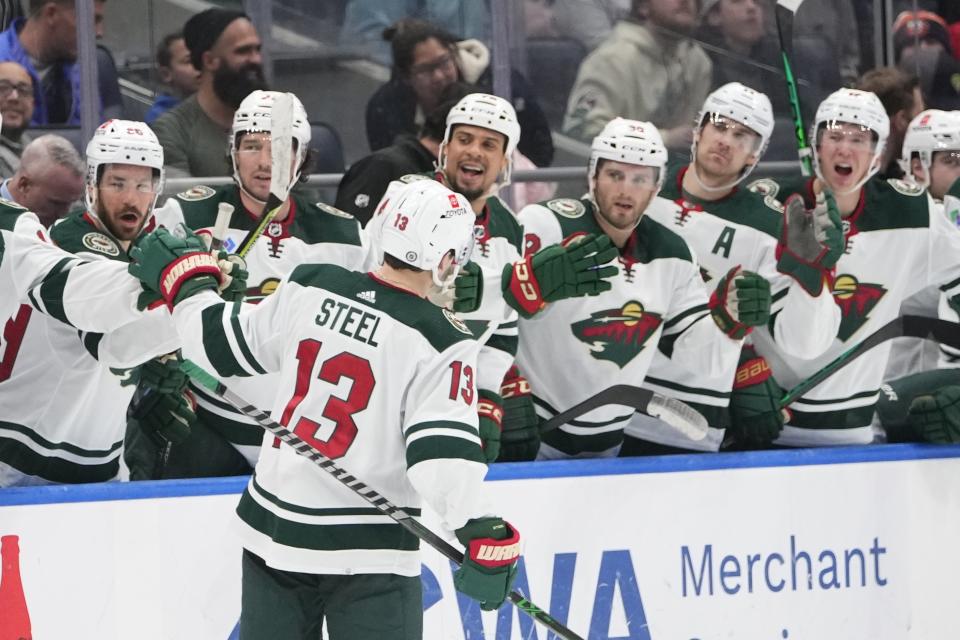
[{"left": 153, "top": 8, "right": 267, "bottom": 178}]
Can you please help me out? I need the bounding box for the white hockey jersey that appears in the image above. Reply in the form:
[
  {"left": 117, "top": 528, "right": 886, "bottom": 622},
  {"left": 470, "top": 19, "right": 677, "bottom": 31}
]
[
  {"left": 516, "top": 196, "right": 742, "bottom": 458},
  {"left": 153, "top": 185, "right": 371, "bottom": 465},
  {"left": 173, "top": 264, "right": 490, "bottom": 575},
  {"left": 626, "top": 166, "right": 840, "bottom": 451},
  {"left": 0, "top": 210, "right": 178, "bottom": 484},
  {"left": 747, "top": 175, "right": 960, "bottom": 446}
]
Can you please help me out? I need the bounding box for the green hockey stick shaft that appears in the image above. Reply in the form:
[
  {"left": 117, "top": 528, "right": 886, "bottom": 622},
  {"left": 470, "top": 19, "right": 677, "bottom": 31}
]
[{"left": 776, "top": 0, "right": 814, "bottom": 176}]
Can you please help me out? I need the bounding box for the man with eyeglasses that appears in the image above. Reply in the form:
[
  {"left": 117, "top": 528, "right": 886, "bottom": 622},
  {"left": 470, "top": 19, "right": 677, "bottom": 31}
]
[
  {"left": 141, "top": 90, "right": 370, "bottom": 479},
  {"left": 744, "top": 89, "right": 960, "bottom": 447},
  {"left": 0, "top": 61, "right": 34, "bottom": 176},
  {"left": 619, "top": 83, "right": 841, "bottom": 456},
  {"left": 0, "top": 119, "right": 185, "bottom": 486}
]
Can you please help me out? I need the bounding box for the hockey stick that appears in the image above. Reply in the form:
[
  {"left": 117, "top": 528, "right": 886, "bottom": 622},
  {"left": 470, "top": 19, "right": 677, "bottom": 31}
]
[
  {"left": 775, "top": 0, "right": 813, "bottom": 176},
  {"left": 209, "top": 202, "right": 234, "bottom": 252},
  {"left": 235, "top": 92, "right": 294, "bottom": 259},
  {"left": 780, "top": 315, "right": 960, "bottom": 406},
  {"left": 538, "top": 385, "right": 709, "bottom": 441},
  {"left": 180, "top": 360, "right": 584, "bottom": 640}
]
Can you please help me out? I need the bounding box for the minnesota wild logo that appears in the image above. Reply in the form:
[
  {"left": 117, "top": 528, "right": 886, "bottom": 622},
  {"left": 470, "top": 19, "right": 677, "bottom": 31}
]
[
  {"left": 832, "top": 274, "right": 886, "bottom": 341},
  {"left": 571, "top": 301, "right": 663, "bottom": 368}
]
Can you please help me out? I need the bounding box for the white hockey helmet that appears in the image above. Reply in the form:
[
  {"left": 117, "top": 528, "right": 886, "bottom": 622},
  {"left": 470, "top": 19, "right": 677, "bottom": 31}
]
[
  {"left": 230, "top": 90, "right": 312, "bottom": 193},
  {"left": 811, "top": 88, "right": 890, "bottom": 193},
  {"left": 379, "top": 179, "right": 475, "bottom": 289},
  {"left": 440, "top": 92, "right": 521, "bottom": 188},
  {"left": 588, "top": 117, "right": 668, "bottom": 193},
  {"left": 85, "top": 119, "right": 165, "bottom": 213},
  {"left": 692, "top": 82, "right": 774, "bottom": 185},
  {"left": 899, "top": 109, "right": 960, "bottom": 186}
]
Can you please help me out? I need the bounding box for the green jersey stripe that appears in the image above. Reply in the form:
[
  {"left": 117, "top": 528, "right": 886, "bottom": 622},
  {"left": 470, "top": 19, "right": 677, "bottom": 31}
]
[
  {"left": 486, "top": 332, "right": 518, "bottom": 356},
  {"left": 251, "top": 474, "right": 421, "bottom": 518},
  {"left": 0, "top": 420, "right": 122, "bottom": 457},
  {"left": 405, "top": 435, "right": 485, "bottom": 468},
  {"left": 792, "top": 388, "right": 879, "bottom": 406},
  {"left": 644, "top": 375, "right": 731, "bottom": 399},
  {"left": 229, "top": 300, "right": 268, "bottom": 375},
  {"left": 404, "top": 420, "right": 478, "bottom": 440},
  {"left": 200, "top": 302, "right": 247, "bottom": 377},
  {"left": 532, "top": 395, "right": 633, "bottom": 428},
  {"left": 663, "top": 304, "right": 709, "bottom": 330},
  {"left": 0, "top": 438, "right": 120, "bottom": 483},
  {"left": 34, "top": 260, "right": 75, "bottom": 326},
  {"left": 541, "top": 426, "right": 624, "bottom": 455},
  {"left": 237, "top": 490, "right": 420, "bottom": 551},
  {"left": 788, "top": 405, "right": 876, "bottom": 429}
]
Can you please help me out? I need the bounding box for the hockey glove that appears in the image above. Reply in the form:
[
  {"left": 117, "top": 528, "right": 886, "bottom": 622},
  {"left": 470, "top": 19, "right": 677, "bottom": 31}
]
[
  {"left": 453, "top": 261, "right": 484, "bottom": 313},
  {"left": 909, "top": 386, "right": 960, "bottom": 444},
  {"left": 498, "top": 366, "right": 540, "bottom": 462},
  {"left": 776, "top": 191, "right": 843, "bottom": 296},
  {"left": 137, "top": 354, "right": 188, "bottom": 394},
  {"left": 216, "top": 251, "right": 248, "bottom": 302},
  {"left": 502, "top": 233, "right": 618, "bottom": 318},
  {"left": 477, "top": 389, "right": 504, "bottom": 463},
  {"left": 709, "top": 266, "right": 771, "bottom": 339},
  {"left": 727, "top": 346, "right": 788, "bottom": 448},
  {"left": 129, "top": 227, "right": 222, "bottom": 308},
  {"left": 132, "top": 389, "right": 197, "bottom": 445},
  {"left": 454, "top": 517, "right": 521, "bottom": 611}
]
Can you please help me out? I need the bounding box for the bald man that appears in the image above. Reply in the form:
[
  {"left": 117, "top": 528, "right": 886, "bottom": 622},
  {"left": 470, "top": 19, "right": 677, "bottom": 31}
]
[
  {"left": 2, "top": 133, "right": 84, "bottom": 226},
  {"left": 0, "top": 60, "right": 35, "bottom": 176}
]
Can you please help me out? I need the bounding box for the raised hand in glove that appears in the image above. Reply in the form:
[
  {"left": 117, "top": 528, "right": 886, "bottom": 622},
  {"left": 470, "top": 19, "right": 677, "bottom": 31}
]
[
  {"left": 498, "top": 366, "right": 540, "bottom": 462},
  {"left": 137, "top": 354, "right": 188, "bottom": 393},
  {"left": 477, "top": 389, "right": 504, "bottom": 463},
  {"left": 777, "top": 191, "right": 843, "bottom": 296},
  {"left": 129, "top": 226, "right": 222, "bottom": 308},
  {"left": 909, "top": 386, "right": 960, "bottom": 444},
  {"left": 709, "top": 266, "right": 771, "bottom": 339},
  {"left": 728, "top": 346, "right": 789, "bottom": 448},
  {"left": 132, "top": 389, "right": 197, "bottom": 445},
  {"left": 215, "top": 251, "right": 248, "bottom": 302},
  {"left": 454, "top": 517, "right": 521, "bottom": 610},
  {"left": 502, "top": 233, "right": 618, "bottom": 318}
]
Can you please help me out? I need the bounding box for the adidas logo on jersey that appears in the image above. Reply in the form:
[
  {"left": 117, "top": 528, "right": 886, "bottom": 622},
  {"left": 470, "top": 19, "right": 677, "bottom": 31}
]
[{"left": 357, "top": 290, "right": 377, "bottom": 304}]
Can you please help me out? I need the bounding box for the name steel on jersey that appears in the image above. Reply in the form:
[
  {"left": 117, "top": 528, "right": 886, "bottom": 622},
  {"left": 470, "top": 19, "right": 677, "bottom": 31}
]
[{"left": 315, "top": 298, "right": 381, "bottom": 346}]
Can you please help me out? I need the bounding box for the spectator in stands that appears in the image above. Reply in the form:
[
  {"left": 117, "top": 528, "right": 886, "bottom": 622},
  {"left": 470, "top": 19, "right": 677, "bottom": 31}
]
[
  {"left": 550, "top": 0, "right": 629, "bottom": 51},
  {"left": 562, "top": 0, "right": 710, "bottom": 152},
  {"left": 0, "top": 61, "right": 35, "bottom": 176},
  {"left": 892, "top": 11, "right": 960, "bottom": 110},
  {"left": 145, "top": 32, "right": 200, "bottom": 124},
  {"left": 792, "top": 0, "right": 860, "bottom": 86},
  {"left": 696, "top": 0, "right": 786, "bottom": 113},
  {"left": 339, "top": 0, "right": 491, "bottom": 65},
  {"left": 366, "top": 18, "right": 554, "bottom": 168},
  {"left": 856, "top": 67, "right": 925, "bottom": 180},
  {"left": 153, "top": 9, "right": 266, "bottom": 179},
  {"left": 338, "top": 82, "right": 470, "bottom": 225},
  {"left": 0, "top": 0, "right": 106, "bottom": 125},
  {"left": 1, "top": 133, "right": 83, "bottom": 226}
]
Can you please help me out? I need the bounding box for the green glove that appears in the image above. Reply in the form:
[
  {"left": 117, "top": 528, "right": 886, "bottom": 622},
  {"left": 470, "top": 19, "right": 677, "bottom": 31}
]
[
  {"left": 137, "top": 355, "right": 188, "bottom": 394},
  {"left": 453, "top": 261, "right": 483, "bottom": 313},
  {"left": 477, "top": 389, "right": 503, "bottom": 463},
  {"left": 454, "top": 517, "right": 521, "bottom": 611},
  {"left": 909, "top": 386, "right": 960, "bottom": 444},
  {"left": 727, "top": 346, "right": 787, "bottom": 448},
  {"left": 776, "top": 191, "right": 843, "bottom": 296},
  {"left": 132, "top": 389, "right": 196, "bottom": 445},
  {"left": 129, "top": 227, "right": 222, "bottom": 308},
  {"left": 215, "top": 251, "right": 248, "bottom": 302},
  {"left": 497, "top": 366, "right": 540, "bottom": 462},
  {"left": 502, "top": 233, "right": 619, "bottom": 318},
  {"left": 709, "top": 266, "right": 771, "bottom": 339}
]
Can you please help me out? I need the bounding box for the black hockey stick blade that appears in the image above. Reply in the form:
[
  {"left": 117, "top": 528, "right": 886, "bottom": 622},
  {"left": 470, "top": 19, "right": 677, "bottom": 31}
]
[
  {"left": 236, "top": 92, "right": 294, "bottom": 259},
  {"left": 180, "top": 360, "right": 585, "bottom": 640},
  {"left": 539, "top": 384, "right": 709, "bottom": 441},
  {"left": 780, "top": 315, "right": 960, "bottom": 407},
  {"left": 775, "top": 0, "right": 813, "bottom": 176}
]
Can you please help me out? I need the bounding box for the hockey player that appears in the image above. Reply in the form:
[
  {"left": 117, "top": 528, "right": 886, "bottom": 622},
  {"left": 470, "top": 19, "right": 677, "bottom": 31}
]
[
  {"left": 516, "top": 119, "right": 750, "bottom": 459},
  {"left": 0, "top": 120, "right": 184, "bottom": 485},
  {"left": 747, "top": 89, "right": 960, "bottom": 447},
  {"left": 129, "top": 180, "right": 521, "bottom": 638},
  {"left": 146, "top": 89, "right": 370, "bottom": 477},
  {"left": 622, "top": 83, "right": 843, "bottom": 455},
  {"left": 873, "top": 109, "right": 960, "bottom": 443},
  {"left": 369, "top": 93, "right": 616, "bottom": 462}
]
